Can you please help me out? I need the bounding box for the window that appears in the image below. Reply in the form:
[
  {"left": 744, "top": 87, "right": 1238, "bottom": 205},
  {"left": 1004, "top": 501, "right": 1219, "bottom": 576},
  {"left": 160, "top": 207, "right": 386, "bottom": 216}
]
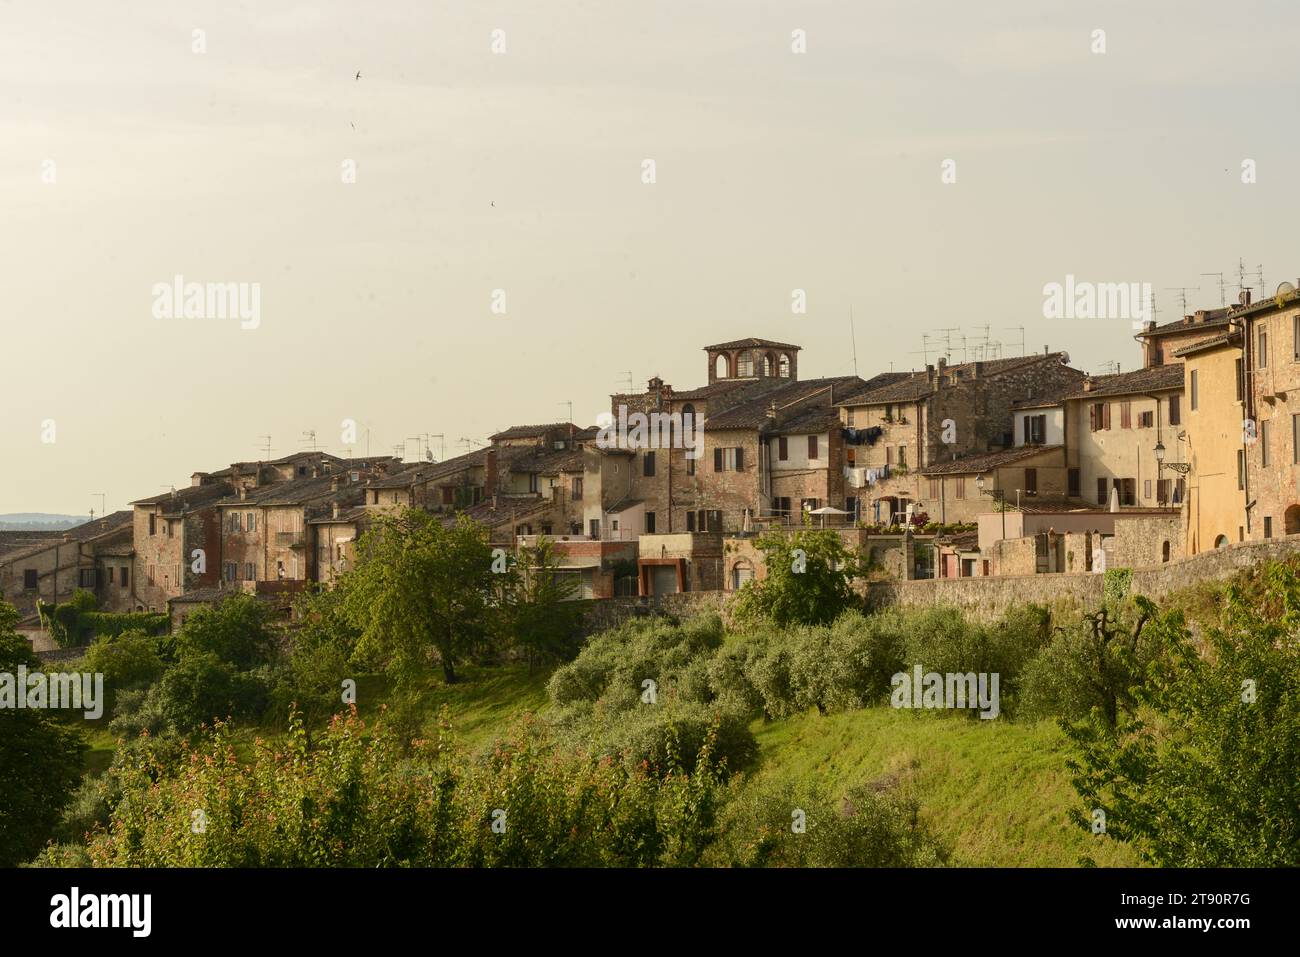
[
  {"left": 1138, "top": 410, "right": 1154, "bottom": 428},
  {"left": 1235, "top": 358, "right": 1244, "bottom": 401},
  {"left": 571, "top": 476, "right": 583, "bottom": 498},
  {"left": 79, "top": 568, "right": 96, "bottom": 588},
  {"left": 954, "top": 477, "right": 966, "bottom": 499},
  {"left": 1024, "top": 468, "right": 1038, "bottom": 495},
  {"left": 1120, "top": 401, "right": 1132, "bottom": 429},
  {"left": 1265, "top": 516, "right": 1274, "bottom": 539},
  {"left": 589, "top": 519, "right": 600, "bottom": 538},
  {"left": 121, "top": 566, "right": 129, "bottom": 588},
  {"left": 528, "top": 473, "right": 539, "bottom": 493},
  {"left": 778, "top": 437, "right": 788, "bottom": 461},
  {"left": 23, "top": 569, "right": 37, "bottom": 590},
  {"left": 928, "top": 478, "right": 940, "bottom": 498},
  {"left": 245, "top": 563, "right": 256, "bottom": 581},
  {"left": 1097, "top": 478, "right": 1108, "bottom": 505},
  {"left": 224, "top": 562, "right": 237, "bottom": 582},
  {"left": 1068, "top": 468, "right": 1081, "bottom": 497},
  {"left": 885, "top": 446, "right": 893, "bottom": 465},
  {"left": 1157, "top": 478, "right": 1171, "bottom": 504},
  {"left": 1294, "top": 315, "right": 1300, "bottom": 360},
  {"left": 643, "top": 452, "right": 656, "bottom": 477},
  {"left": 644, "top": 511, "right": 656, "bottom": 534},
  {"left": 713, "top": 447, "right": 743, "bottom": 471},
  {"left": 846, "top": 408, "right": 856, "bottom": 428},
  {"left": 1238, "top": 449, "right": 1246, "bottom": 490},
  {"left": 807, "top": 435, "right": 819, "bottom": 460},
  {"left": 1259, "top": 328, "right": 1269, "bottom": 368},
  {"left": 898, "top": 445, "right": 907, "bottom": 468},
  {"left": 247, "top": 513, "right": 255, "bottom": 531},
  {"left": 1262, "top": 419, "right": 1271, "bottom": 466},
  {"left": 1023, "top": 414, "right": 1046, "bottom": 445},
  {"left": 1191, "top": 370, "right": 1199, "bottom": 411},
  {"left": 149, "top": 514, "right": 156, "bottom": 535},
  {"left": 107, "top": 566, "right": 115, "bottom": 584},
  {"left": 1089, "top": 402, "right": 1111, "bottom": 431},
  {"left": 686, "top": 511, "right": 695, "bottom": 531},
  {"left": 686, "top": 454, "right": 695, "bottom": 476},
  {"left": 1144, "top": 479, "right": 1152, "bottom": 500},
  {"left": 1169, "top": 395, "right": 1181, "bottom": 425},
  {"left": 772, "top": 497, "right": 792, "bottom": 519},
  {"left": 1294, "top": 414, "right": 1300, "bottom": 465},
  {"left": 801, "top": 498, "right": 820, "bottom": 514},
  {"left": 1115, "top": 478, "right": 1136, "bottom": 506},
  {"left": 737, "top": 352, "right": 754, "bottom": 377}
]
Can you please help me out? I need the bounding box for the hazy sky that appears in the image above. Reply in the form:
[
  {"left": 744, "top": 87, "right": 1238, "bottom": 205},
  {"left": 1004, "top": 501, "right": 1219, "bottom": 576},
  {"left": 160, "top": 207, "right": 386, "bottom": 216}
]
[{"left": 4, "top": 0, "right": 1298, "bottom": 515}]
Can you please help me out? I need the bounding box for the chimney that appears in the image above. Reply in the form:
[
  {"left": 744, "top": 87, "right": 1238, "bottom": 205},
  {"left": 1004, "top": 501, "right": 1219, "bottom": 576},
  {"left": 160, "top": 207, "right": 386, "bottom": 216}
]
[
  {"left": 485, "top": 447, "right": 498, "bottom": 496},
  {"left": 331, "top": 476, "right": 343, "bottom": 492},
  {"left": 332, "top": 501, "right": 341, "bottom": 519},
  {"left": 972, "top": 360, "right": 984, "bottom": 379},
  {"left": 1240, "top": 289, "right": 1253, "bottom": 307},
  {"left": 1082, "top": 375, "right": 1093, "bottom": 393}
]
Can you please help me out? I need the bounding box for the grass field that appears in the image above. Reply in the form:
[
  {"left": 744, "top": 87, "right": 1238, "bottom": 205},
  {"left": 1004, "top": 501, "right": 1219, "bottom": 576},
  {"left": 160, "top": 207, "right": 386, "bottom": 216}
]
[{"left": 747, "top": 705, "right": 1141, "bottom": 867}]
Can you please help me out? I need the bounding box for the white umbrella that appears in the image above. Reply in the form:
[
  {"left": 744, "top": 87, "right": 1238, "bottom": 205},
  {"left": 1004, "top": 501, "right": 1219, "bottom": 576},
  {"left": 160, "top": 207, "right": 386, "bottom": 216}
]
[
  {"left": 808, "top": 505, "right": 850, "bottom": 528},
  {"left": 1108, "top": 486, "right": 1119, "bottom": 513}
]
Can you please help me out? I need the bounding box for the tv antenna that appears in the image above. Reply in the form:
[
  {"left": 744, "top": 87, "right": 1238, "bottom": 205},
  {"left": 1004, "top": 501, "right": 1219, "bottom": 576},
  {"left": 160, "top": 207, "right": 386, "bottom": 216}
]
[
  {"left": 849, "top": 305, "right": 859, "bottom": 376},
  {"left": 1201, "top": 272, "right": 1227, "bottom": 308},
  {"left": 429, "top": 433, "right": 446, "bottom": 462},
  {"left": 90, "top": 493, "right": 105, "bottom": 520},
  {"left": 256, "top": 435, "right": 274, "bottom": 459},
  {"left": 1001, "top": 326, "right": 1025, "bottom": 357},
  {"left": 406, "top": 435, "right": 425, "bottom": 462},
  {"left": 558, "top": 400, "right": 573, "bottom": 424},
  {"left": 616, "top": 371, "right": 634, "bottom": 393},
  {"left": 1165, "top": 286, "right": 1200, "bottom": 316},
  {"left": 300, "top": 430, "right": 318, "bottom": 452}
]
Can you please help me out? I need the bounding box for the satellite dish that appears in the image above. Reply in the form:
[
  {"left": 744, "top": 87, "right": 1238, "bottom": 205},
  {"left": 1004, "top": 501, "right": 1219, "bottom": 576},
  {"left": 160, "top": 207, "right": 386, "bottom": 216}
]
[{"left": 1278, "top": 281, "right": 1296, "bottom": 296}]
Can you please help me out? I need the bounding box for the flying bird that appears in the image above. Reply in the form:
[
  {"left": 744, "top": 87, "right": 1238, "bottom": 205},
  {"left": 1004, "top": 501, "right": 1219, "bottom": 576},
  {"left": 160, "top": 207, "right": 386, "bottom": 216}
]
[
  {"left": 355, "top": 71, "right": 361, "bottom": 81},
  {"left": 490, "top": 200, "right": 495, "bottom": 207}
]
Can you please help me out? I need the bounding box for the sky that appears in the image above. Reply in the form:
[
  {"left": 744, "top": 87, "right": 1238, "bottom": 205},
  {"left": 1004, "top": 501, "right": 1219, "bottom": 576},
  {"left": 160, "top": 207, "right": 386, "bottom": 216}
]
[{"left": 3, "top": 0, "right": 1298, "bottom": 515}]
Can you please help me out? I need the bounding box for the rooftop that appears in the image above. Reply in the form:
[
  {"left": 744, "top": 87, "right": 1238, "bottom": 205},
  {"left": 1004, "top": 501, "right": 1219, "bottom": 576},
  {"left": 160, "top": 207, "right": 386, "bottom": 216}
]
[
  {"left": 703, "top": 338, "right": 802, "bottom": 352},
  {"left": 1062, "top": 363, "right": 1184, "bottom": 400},
  {"left": 921, "top": 444, "right": 1063, "bottom": 476}
]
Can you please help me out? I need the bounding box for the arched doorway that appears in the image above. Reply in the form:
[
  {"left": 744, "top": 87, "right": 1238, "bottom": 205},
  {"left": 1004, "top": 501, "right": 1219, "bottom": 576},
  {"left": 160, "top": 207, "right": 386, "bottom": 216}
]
[
  {"left": 1214, "top": 534, "right": 1229, "bottom": 549},
  {"left": 1286, "top": 504, "right": 1300, "bottom": 535},
  {"left": 730, "top": 559, "right": 755, "bottom": 591}
]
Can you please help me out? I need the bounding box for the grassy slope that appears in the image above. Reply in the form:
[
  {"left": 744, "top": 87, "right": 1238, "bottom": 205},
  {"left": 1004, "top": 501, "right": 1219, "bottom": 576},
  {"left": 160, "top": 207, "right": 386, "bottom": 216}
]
[
  {"left": 76, "top": 660, "right": 1140, "bottom": 866},
  {"left": 747, "top": 705, "right": 1141, "bottom": 867}
]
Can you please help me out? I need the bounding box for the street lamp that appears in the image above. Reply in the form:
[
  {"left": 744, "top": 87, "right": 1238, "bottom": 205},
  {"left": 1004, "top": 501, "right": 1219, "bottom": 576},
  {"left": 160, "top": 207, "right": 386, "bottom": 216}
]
[{"left": 976, "top": 474, "right": 1007, "bottom": 541}]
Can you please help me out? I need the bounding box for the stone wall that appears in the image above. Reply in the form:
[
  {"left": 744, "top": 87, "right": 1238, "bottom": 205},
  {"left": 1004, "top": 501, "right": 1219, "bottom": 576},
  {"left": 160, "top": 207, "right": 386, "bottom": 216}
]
[{"left": 581, "top": 590, "right": 730, "bottom": 634}]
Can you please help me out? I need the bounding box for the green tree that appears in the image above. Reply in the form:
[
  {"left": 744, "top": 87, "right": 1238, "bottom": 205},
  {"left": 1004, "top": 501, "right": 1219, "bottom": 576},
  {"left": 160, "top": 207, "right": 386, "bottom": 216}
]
[
  {"left": 1066, "top": 566, "right": 1300, "bottom": 866},
  {"left": 344, "top": 509, "right": 496, "bottom": 685},
  {"left": 731, "top": 526, "right": 862, "bottom": 629},
  {"left": 172, "top": 593, "right": 279, "bottom": 669},
  {"left": 499, "top": 537, "right": 582, "bottom": 672},
  {"left": 0, "top": 601, "right": 87, "bottom": 865}
]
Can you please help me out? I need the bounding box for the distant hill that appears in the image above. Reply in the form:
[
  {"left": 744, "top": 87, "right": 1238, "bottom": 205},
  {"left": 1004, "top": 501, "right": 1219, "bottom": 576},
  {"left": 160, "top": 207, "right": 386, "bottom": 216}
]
[{"left": 0, "top": 514, "right": 90, "bottom": 531}]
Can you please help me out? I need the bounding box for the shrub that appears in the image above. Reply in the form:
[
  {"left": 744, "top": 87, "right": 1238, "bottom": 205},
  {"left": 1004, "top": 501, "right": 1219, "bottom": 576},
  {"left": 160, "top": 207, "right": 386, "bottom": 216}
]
[
  {"left": 79, "top": 630, "right": 164, "bottom": 700},
  {"left": 706, "top": 778, "right": 949, "bottom": 867},
  {"left": 172, "top": 594, "right": 280, "bottom": 669}
]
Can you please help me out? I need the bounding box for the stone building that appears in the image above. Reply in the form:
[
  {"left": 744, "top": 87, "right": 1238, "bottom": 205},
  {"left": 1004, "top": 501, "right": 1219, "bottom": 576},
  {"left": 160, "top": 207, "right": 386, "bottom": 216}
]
[
  {"left": 130, "top": 480, "right": 232, "bottom": 612},
  {"left": 835, "top": 352, "right": 1086, "bottom": 525},
  {"left": 0, "top": 511, "right": 134, "bottom": 641},
  {"left": 1136, "top": 307, "right": 1231, "bottom": 367}
]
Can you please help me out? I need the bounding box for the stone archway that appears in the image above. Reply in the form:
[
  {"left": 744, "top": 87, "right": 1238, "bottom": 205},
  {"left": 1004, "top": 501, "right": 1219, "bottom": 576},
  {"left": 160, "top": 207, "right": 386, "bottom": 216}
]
[{"left": 1286, "top": 504, "right": 1300, "bottom": 535}]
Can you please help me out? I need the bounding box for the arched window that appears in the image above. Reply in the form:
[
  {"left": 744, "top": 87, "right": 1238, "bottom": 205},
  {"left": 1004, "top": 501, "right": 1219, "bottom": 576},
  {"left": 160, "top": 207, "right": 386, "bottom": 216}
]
[
  {"left": 763, "top": 353, "right": 776, "bottom": 376},
  {"left": 737, "top": 351, "right": 754, "bottom": 377},
  {"left": 680, "top": 403, "right": 696, "bottom": 434},
  {"left": 714, "top": 354, "right": 729, "bottom": 379},
  {"left": 1214, "top": 534, "right": 1229, "bottom": 550},
  {"left": 779, "top": 354, "right": 792, "bottom": 378}
]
